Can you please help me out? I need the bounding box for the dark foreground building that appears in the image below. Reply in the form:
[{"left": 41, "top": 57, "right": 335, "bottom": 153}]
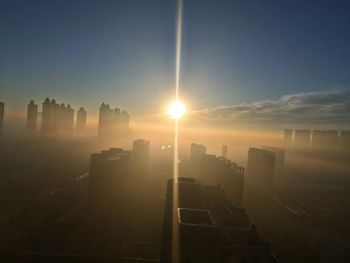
[
  {"left": 88, "top": 148, "right": 131, "bottom": 256},
  {"left": 161, "top": 177, "right": 279, "bottom": 263}
]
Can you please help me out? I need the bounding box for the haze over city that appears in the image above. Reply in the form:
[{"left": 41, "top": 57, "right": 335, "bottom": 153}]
[{"left": 1, "top": 1, "right": 350, "bottom": 263}]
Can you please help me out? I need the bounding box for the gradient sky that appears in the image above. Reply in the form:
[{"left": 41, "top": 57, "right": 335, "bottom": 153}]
[{"left": 1, "top": 0, "right": 350, "bottom": 121}]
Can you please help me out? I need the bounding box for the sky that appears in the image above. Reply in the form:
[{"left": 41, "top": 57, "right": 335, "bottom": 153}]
[{"left": 1, "top": 0, "right": 350, "bottom": 127}]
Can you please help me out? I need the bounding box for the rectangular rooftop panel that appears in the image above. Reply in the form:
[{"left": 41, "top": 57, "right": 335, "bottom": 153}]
[{"left": 178, "top": 208, "right": 215, "bottom": 226}]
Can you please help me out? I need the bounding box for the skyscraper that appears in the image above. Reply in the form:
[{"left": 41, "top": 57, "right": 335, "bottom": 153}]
[
  {"left": 0, "top": 101, "right": 4, "bottom": 131},
  {"left": 98, "top": 103, "right": 113, "bottom": 136},
  {"left": 120, "top": 110, "right": 130, "bottom": 128},
  {"left": 76, "top": 107, "right": 87, "bottom": 130},
  {"left": 64, "top": 104, "right": 74, "bottom": 130},
  {"left": 132, "top": 139, "right": 150, "bottom": 173},
  {"left": 113, "top": 107, "right": 121, "bottom": 126},
  {"left": 26, "top": 100, "right": 38, "bottom": 131},
  {"left": 88, "top": 148, "right": 130, "bottom": 255},
  {"left": 161, "top": 177, "right": 278, "bottom": 263},
  {"left": 261, "top": 146, "right": 285, "bottom": 172},
  {"left": 41, "top": 98, "right": 58, "bottom": 132},
  {"left": 222, "top": 145, "right": 228, "bottom": 158},
  {"left": 246, "top": 147, "right": 275, "bottom": 194},
  {"left": 190, "top": 143, "right": 206, "bottom": 163},
  {"left": 283, "top": 129, "right": 293, "bottom": 146},
  {"left": 294, "top": 129, "right": 311, "bottom": 148}
]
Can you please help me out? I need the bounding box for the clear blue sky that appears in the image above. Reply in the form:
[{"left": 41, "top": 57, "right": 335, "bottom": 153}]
[{"left": 1, "top": 0, "right": 350, "bottom": 119}]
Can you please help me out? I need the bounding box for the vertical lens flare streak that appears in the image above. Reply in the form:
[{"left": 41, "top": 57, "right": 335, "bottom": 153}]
[
  {"left": 175, "top": 0, "right": 183, "bottom": 99},
  {"left": 172, "top": 0, "right": 183, "bottom": 263}
]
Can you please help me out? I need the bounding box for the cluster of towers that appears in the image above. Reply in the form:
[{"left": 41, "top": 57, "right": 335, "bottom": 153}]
[
  {"left": 41, "top": 98, "right": 75, "bottom": 132},
  {"left": 26, "top": 98, "right": 87, "bottom": 133},
  {"left": 1, "top": 99, "right": 131, "bottom": 136},
  {"left": 283, "top": 128, "right": 350, "bottom": 148},
  {"left": 98, "top": 103, "right": 129, "bottom": 137}
]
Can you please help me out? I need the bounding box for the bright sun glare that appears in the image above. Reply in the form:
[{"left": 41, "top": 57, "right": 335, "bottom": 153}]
[{"left": 167, "top": 100, "right": 186, "bottom": 119}]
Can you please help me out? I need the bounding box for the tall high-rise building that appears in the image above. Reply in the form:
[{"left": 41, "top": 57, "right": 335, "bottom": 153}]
[
  {"left": 41, "top": 98, "right": 58, "bottom": 132},
  {"left": 26, "top": 100, "right": 38, "bottom": 131},
  {"left": 64, "top": 104, "right": 74, "bottom": 130},
  {"left": 98, "top": 103, "right": 113, "bottom": 136},
  {"left": 161, "top": 177, "right": 278, "bottom": 263},
  {"left": 190, "top": 143, "right": 206, "bottom": 163},
  {"left": 132, "top": 139, "right": 150, "bottom": 173},
  {"left": 283, "top": 129, "right": 293, "bottom": 146},
  {"left": 312, "top": 130, "right": 338, "bottom": 147},
  {"left": 261, "top": 146, "right": 285, "bottom": 172},
  {"left": 246, "top": 147, "right": 275, "bottom": 193},
  {"left": 182, "top": 143, "right": 244, "bottom": 207},
  {"left": 120, "top": 110, "right": 130, "bottom": 128},
  {"left": 0, "top": 101, "right": 4, "bottom": 132},
  {"left": 294, "top": 129, "right": 311, "bottom": 147},
  {"left": 221, "top": 145, "right": 228, "bottom": 158},
  {"left": 113, "top": 107, "right": 121, "bottom": 126},
  {"left": 98, "top": 103, "right": 130, "bottom": 137},
  {"left": 76, "top": 107, "right": 87, "bottom": 130},
  {"left": 88, "top": 148, "right": 130, "bottom": 255},
  {"left": 340, "top": 130, "right": 350, "bottom": 145}
]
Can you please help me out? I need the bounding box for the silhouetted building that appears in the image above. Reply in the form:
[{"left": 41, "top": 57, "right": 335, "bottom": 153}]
[
  {"left": 161, "top": 177, "right": 278, "bottom": 263},
  {"left": 0, "top": 101, "right": 4, "bottom": 132},
  {"left": 132, "top": 139, "right": 150, "bottom": 173},
  {"left": 283, "top": 129, "right": 293, "bottom": 146},
  {"left": 200, "top": 154, "right": 244, "bottom": 206},
  {"left": 190, "top": 143, "right": 206, "bottom": 163},
  {"left": 88, "top": 148, "right": 131, "bottom": 255},
  {"left": 261, "top": 146, "right": 285, "bottom": 172},
  {"left": 113, "top": 107, "right": 121, "bottom": 125},
  {"left": 294, "top": 129, "right": 311, "bottom": 147},
  {"left": 120, "top": 110, "right": 130, "bottom": 128},
  {"left": 41, "top": 98, "right": 58, "bottom": 132},
  {"left": 98, "top": 103, "right": 113, "bottom": 136},
  {"left": 312, "top": 130, "right": 328, "bottom": 147},
  {"left": 41, "top": 98, "right": 75, "bottom": 132},
  {"left": 26, "top": 100, "right": 38, "bottom": 131},
  {"left": 76, "top": 107, "right": 87, "bottom": 130},
  {"left": 246, "top": 148, "right": 275, "bottom": 194},
  {"left": 64, "top": 104, "right": 74, "bottom": 130},
  {"left": 340, "top": 130, "right": 350, "bottom": 145},
  {"left": 312, "top": 130, "right": 338, "bottom": 148},
  {"left": 98, "top": 103, "right": 130, "bottom": 137},
  {"left": 222, "top": 145, "right": 228, "bottom": 158}
]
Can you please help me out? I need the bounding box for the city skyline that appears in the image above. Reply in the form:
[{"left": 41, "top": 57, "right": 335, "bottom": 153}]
[{"left": 1, "top": 1, "right": 350, "bottom": 129}]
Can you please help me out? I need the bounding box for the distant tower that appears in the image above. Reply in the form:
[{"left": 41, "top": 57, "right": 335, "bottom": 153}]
[
  {"left": 113, "top": 108, "right": 121, "bottom": 126},
  {"left": 222, "top": 145, "right": 228, "bottom": 158},
  {"left": 294, "top": 129, "right": 311, "bottom": 148},
  {"left": 41, "top": 98, "right": 51, "bottom": 132},
  {"left": 190, "top": 143, "right": 206, "bottom": 163},
  {"left": 51, "top": 99, "right": 59, "bottom": 131},
  {"left": 98, "top": 103, "right": 113, "bottom": 136},
  {"left": 132, "top": 139, "right": 150, "bottom": 173},
  {"left": 88, "top": 148, "right": 130, "bottom": 254},
  {"left": 76, "top": 107, "right": 87, "bottom": 130},
  {"left": 120, "top": 110, "right": 130, "bottom": 128},
  {"left": 246, "top": 147, "right": 275, "bottom": 194},
  {"left": 283, "top": 129, "right": 293, "bottom": 146},
  {"left": 57, "top": 103, "right": 66, "bottom": 129},
  {"left": 41, "top": 98, "right": 59, "bottom": 132},
  {"left": 65, "top": 104, "right": 74, "bottom": 130},
  {"left": 26, "top": 100, "right": 38, "bottom": 131},
  {"left": 0, "top": 101, "right": 4, "bottom": 132}
]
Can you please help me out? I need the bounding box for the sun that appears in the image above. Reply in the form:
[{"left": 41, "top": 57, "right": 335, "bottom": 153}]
[{"left": 167, "top": 100, "right": 186, "bottom": 119}]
